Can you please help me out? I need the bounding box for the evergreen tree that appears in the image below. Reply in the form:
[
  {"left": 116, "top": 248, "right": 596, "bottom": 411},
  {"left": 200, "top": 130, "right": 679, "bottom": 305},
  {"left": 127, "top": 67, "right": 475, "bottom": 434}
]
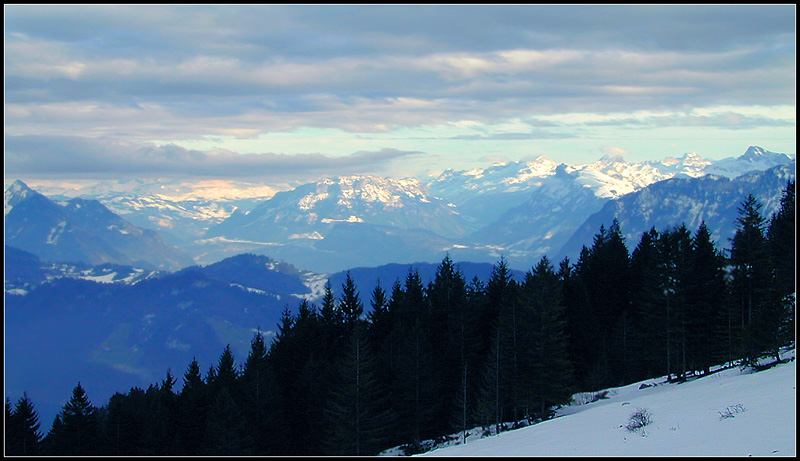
[
  {"left": 322, "top": 331, "right": 396, "bottom": 455},
  {"left": 516, "top": 257, "right": 574, "bottom": 420},
  {"left": 484, "top": 257, "right": 519, "bottom": 422},
  {"left": 730, "top": 194, "right": 779, "bottom": 364},
  {"left": 203, "top": 387, "right": 253, "bottom": 455},
  {"left": 629, "top": 228, "right": 668, "bottom": 380},
  {"left": 339, "top": 271, "right": 365, "bottom": 332},
  {"left": 576, "top": 220, "right": 631, "bottom": 388},
  {"left": 240, "top": 330, "right": 283, "bottom": 454},
  {"left": 767, "top": 180, "right": 796, "bottom": 346},
  {"left": 6, "top": 393, "right": 43, "bottom": 455},
  {"left": 685, "top": 222, "right": 728, "bottom": 374},
  {"left": 176, "top": 357, "right": 209, "bottom": 455},
  {"left": 768, "top": 180, "right": 796, "bottom": 299},
  {"left": 44, "top": 383, "right": 101, "bottom": 455},
  {"left": 210, "top": 344, "right": 239, "bottom": 397}
]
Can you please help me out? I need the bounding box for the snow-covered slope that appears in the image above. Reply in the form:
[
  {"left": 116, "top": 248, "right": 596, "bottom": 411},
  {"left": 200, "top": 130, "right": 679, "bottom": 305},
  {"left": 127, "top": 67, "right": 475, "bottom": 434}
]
[
  {"left": 705, "top": 146, "right": 795, "bottom": 178},
  {"left": 206, "top": 174, "right": 474, "bottom": 242},
  {"left": 418, "top": 349, "right": 796, "bottom": 457}
]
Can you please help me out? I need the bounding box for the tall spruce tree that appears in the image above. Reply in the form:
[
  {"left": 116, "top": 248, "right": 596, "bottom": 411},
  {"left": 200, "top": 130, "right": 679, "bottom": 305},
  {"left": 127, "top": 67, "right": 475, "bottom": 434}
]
[
  {"left": 730, "top": 194, "right": 778, "bottom": 364},
  {"left": 767, "top": 180, "right": 796, "bottom": 347},
  {"left": 176, "top": 357, "right": 209, "bottom": 455},
  {"left": 516, "top": 257, "right": 574, "bottom": 420},
  {"left": 6, "top": 393, "right": 43, "bottom": 455},
  {"left": 768, "top": 180, "right": 796, "bottom": 299},
  {"left": 240, "top": 330, "right": 283, "bottom": 454},
  {"left": 203, "top": 387, "right": 253, "bottom": 455},
  {"left": 322, "top": 330, "right": 396, "bottom": 456},
  {"left": 44, "top": 383, "right": 101, "bottom": 455},
  {"left": 685, "top": 222, "right": 727, "bottom": 374}
]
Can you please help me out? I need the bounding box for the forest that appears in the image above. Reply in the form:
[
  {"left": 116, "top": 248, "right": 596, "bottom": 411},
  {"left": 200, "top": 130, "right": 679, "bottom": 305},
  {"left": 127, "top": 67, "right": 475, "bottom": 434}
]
[{"left": 5, "top": 181, "right": 795, "bottom": 456}]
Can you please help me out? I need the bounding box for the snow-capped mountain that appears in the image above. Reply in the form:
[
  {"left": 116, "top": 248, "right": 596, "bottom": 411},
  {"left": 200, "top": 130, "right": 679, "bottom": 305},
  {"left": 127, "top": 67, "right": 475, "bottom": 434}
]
[
  {"left": 427, "top": 151, "right": 714, "bottom": 226},
  {"left": 26, "top": 178, "right": 286, "bottom": 245},
  {"left": 7, "top": 145, "right": 794, "bottom": 273},
  {"left": 557, "top": 162, "right": 796, "bottom": 262},
  {"left": 704, "top": 146, "right": 795, "bottom": 178},
  {"left": 4, "top": 180, "right": 195, "bottom": 271},
  {"left": 207, "top": 175, "right": 473, "bottom": 242}
]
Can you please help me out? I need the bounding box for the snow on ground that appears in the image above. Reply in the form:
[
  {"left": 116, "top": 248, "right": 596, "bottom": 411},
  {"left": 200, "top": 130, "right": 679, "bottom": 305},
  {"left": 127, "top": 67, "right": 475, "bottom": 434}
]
[{"left": 418, "top": 349, "right": 796, "bottom": 457}]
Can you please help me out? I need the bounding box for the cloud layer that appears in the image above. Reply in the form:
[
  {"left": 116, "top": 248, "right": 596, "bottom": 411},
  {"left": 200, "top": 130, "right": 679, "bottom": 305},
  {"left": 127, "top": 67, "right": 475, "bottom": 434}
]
[{"left": 4, "top": 5, "right": 796, "bottom": 180}]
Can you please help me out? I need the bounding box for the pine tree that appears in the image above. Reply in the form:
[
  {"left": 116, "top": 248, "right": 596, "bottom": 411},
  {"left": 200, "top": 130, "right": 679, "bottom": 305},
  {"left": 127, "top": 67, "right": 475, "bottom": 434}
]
[
  {"left": 630, "top": 228, "right": 668, "bottom": 380},
  {"left": 322, "top": 331, "right": 396, "bottom": 455},
  {"left": 339, "top": 271, "right": 364, "bottom": 332},
  {"left": 176, "top": 357, "right": 209, "bottom": 455},
  {"left": 44, "top": 382, "right": 101, "bottom": 455},
  {"left": 210, "top": 344, "right": 239, "bottom": 396},
  {"left": 516, "top": 257, "right": 574, "bottom": 420},
  {"left": 685, "top": 222, "right": 728, "bottom": 374},
  {"left": 576, "top": 220, "right": 631, "bottom": 387},
  {"left": 767, "top": 180, "right": 796, "bottom": 346},
  {"left": 730, "top": 194, "right": 778, "bottom": 364},
  {"left": 485, "top": 257, "right": 519, "bottom": 422},
  {"left": 768, "top": 180, "right": 796, "bottom": 299},
  {"left": 7, "top": 393, "right": 43, "bottom": 455},
  {"left": 240, "top": 330, "right": 283, "bottom": 454},
  {"left": 203, "top": 387, "right": 254, "bottom": 455}
]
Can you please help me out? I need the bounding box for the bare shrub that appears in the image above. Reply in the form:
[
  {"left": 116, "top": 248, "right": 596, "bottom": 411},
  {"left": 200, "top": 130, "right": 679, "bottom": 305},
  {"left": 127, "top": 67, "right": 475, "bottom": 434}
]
[
  {"left": 625, "top": 407, "right": 652, "bottom": 434},
  {"left": 719, "top": 404, "right": 746, "bottom": 420}
]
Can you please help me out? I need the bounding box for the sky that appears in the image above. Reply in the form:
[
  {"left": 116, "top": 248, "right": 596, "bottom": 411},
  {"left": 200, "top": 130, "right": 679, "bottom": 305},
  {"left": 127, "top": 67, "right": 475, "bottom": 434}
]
[{"left": 4, "top": 4, "right": 796, "bottom": 184}]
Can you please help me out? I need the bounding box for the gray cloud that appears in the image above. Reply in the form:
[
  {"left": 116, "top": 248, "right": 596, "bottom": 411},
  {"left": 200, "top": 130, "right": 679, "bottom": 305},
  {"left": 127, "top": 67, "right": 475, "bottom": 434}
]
[
  {"left": 3, "top": 5, "right": 795, "bottom": 179},
  {"left": 4, "top": 135, "right": 421, "bottom": 180}
]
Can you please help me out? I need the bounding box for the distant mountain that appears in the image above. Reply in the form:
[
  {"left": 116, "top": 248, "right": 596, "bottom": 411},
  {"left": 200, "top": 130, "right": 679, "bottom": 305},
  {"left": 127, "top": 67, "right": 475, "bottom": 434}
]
[
  {"left": 556, "top": 162, "right": 796, "bottom": 262},
  {"left": 199, "top": 175, "right": 493, "bottom": 272},
  {"left": 3, "top": 245, "right": 160, "bottom": 293},
  {"left": 207, "top": 175, "right": 474, "bottom": 241},
  {"left": 4, "top": 260, "right": 298, "bottom": 429},
  {"left": 30, "top": 178, "right": 285, "bottom": 246},
  {"left": 704, "top": 146, "right": 795, "bottom": 178},
  {"left": 179, "top": 253, "right": 312, "bottom": 299},
  {"left": 9, "top": 145, "right": 794, "bottom": 273},
  {"left": 4, "top": 180, "right": 195, "bottom": 271}
]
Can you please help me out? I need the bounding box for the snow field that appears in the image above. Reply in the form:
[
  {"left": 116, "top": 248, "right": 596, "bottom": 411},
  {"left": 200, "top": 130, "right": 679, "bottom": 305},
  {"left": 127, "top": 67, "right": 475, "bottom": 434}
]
[{"left": 421, "top": 349, "right": 796, "bottom": 457}]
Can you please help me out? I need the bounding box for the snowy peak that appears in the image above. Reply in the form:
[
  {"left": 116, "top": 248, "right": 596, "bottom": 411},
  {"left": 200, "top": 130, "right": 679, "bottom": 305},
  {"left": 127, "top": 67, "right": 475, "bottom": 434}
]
[
  {"left": 742, "top": 145, "right": 768, "bottom": 160},
  {"left": 206, "top": 173, "right": 475, "bottom": 245},
  {"left": 705, "top": 146, "right": 794, "bottom": 178},
  {"left": 4, "top": 179, "right": 40, "bottom": 215}
]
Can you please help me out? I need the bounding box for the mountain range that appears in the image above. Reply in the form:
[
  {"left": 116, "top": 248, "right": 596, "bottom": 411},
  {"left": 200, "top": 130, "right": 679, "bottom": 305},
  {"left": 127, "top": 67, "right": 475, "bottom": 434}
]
[
  {"left": 6, "top": 146, "right": 795, "bottom": 273},
  {"left": 3, "top": 144, "right": 795, "bottom": 430},
  {"left": 4, "top": 180, "right": 195, "bottom": 271}
]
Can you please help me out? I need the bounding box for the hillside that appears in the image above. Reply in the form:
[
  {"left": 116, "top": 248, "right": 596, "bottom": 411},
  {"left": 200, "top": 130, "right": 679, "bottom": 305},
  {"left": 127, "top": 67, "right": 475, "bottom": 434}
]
[{"left": 414, "top": 349, "right": 796, "bottom": 457}]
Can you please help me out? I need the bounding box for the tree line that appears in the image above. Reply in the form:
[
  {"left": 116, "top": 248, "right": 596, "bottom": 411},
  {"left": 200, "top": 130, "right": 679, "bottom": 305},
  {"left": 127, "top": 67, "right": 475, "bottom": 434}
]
[{"left": 5, "top": 181, "right": 795, "bottom": 456}]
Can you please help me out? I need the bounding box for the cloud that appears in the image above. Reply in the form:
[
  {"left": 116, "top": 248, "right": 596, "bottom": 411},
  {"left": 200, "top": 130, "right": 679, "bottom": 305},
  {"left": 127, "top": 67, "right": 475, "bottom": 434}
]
[
  {"left": 3, "top": 5, "right": 795, "bottom": 177},
  {"left": 4, "top": 135, "right": 421, "bottom": 180}
]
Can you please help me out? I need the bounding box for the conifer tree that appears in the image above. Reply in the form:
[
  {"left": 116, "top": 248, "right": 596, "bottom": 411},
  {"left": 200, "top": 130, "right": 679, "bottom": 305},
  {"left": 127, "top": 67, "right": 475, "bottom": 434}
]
[
  {"left": 44, "top": 383, "right": 101, "bottom": 455},
  {"left": 203, "top": 387, "right": 253, "bottom": 455},
  {"left": 767, "top": 180, "right": 796, "bottom": 346},
  {"left": 339, "top": 271, "right": 364, "bottom": 332},
  {"left": 629, "top": 228, "right": 667, "bottom": 380},
  {"left": 730, "top": 194, "right": 778, "bottom": 364},
  {"left": 516, "top": 257, "right": 574, "bottom": 420},
  {"left": 240, "top": 330, "right": 283, "bottom": 454},
  {"left": 685, "top": 222, "right": 727, "bottom": 374},
  {"left": 176, "top": 357, "right": 209, "bottom": 455},
  {"left": 6, "top": 393, "right": 43, "bottom": 455},
  {"left": 768, "top": 180, "right": 796, "bottom": 299},
  {"left": 322, "top": 330, "right": 396, "bottom": 456}
]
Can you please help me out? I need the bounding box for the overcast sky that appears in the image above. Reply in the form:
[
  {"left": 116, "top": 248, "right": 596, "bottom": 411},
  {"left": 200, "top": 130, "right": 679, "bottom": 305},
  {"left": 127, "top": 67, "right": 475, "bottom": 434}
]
[{"left": 4, "top": 4, "right": 796, "bottom": 183}]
